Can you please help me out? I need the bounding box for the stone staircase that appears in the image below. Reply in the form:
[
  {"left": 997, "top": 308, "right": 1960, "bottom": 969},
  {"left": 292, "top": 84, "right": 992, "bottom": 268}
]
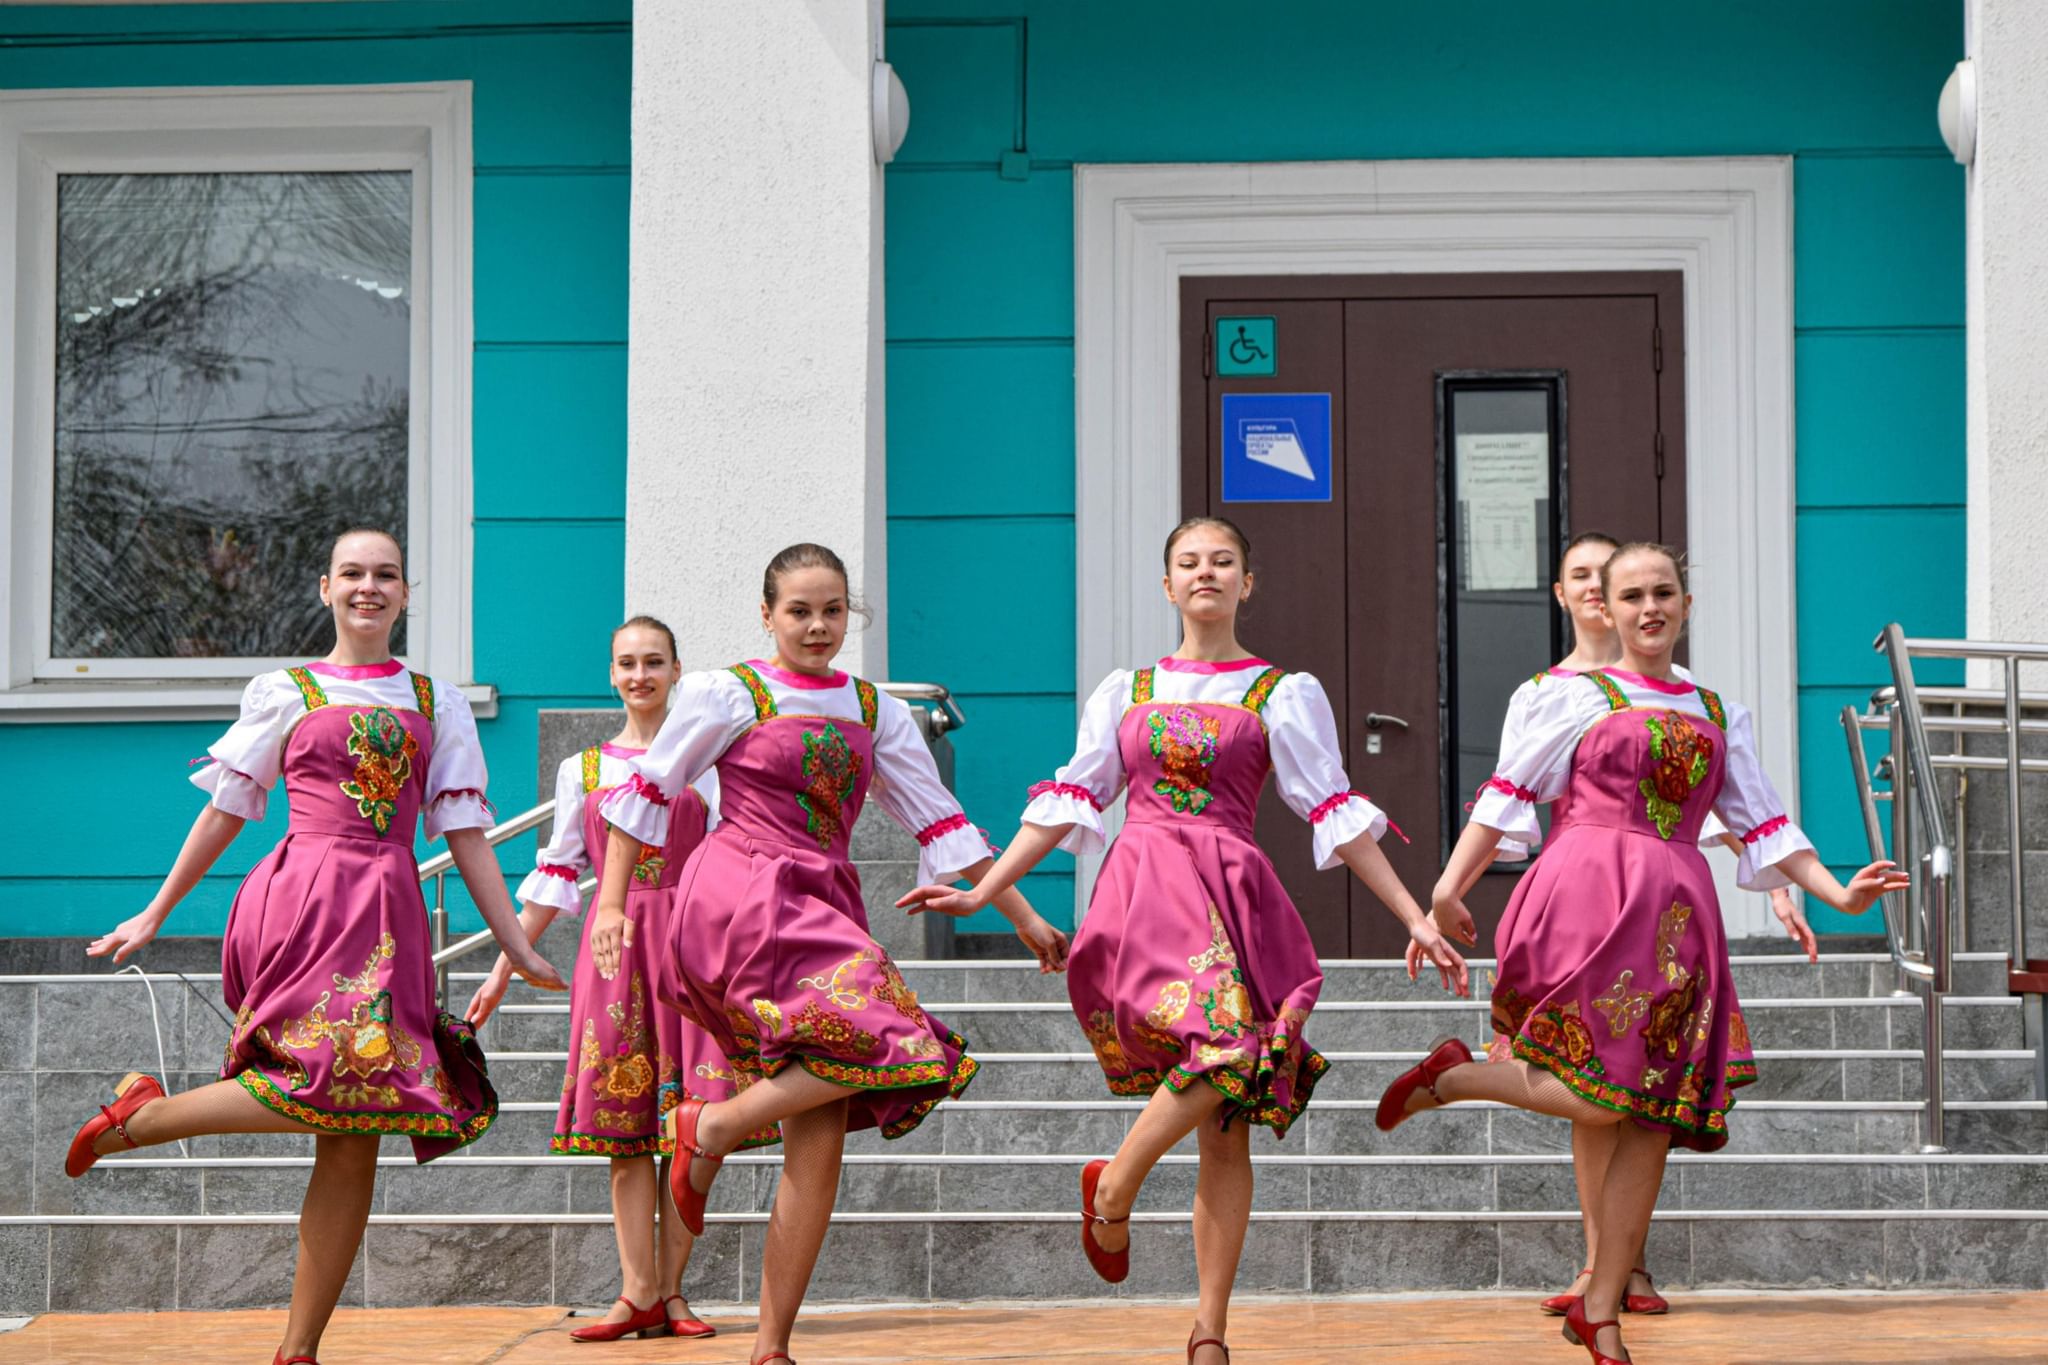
[{"left": 4, "top": 945, "right": 2044, "bottom": 1314}]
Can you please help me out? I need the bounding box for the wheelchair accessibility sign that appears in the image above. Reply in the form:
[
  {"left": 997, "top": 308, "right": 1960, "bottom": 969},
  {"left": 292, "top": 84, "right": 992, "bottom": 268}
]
[{"left": 1221, "top": 392, "right": 1332, "bottom": 503}]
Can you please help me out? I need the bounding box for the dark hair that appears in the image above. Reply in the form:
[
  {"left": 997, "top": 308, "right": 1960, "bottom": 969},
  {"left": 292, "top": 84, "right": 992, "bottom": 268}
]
[
  {"left": 329, "top": 526, "right": 405, "bottom": 572},
  {"left": 1162, "top": 515, "right": 1252, "bottom": 571},
  {"left": 1598, "top": 540, "right": 1689, "bottom": 598},
  {"left": 763, "top": 542, "right": 866, "bottom": 618},
  {"left": 612, "top": 614, "right": 678, "bottom": 659},
  {"left": 1556, "top": 529, "right": 1619, "bottom": 580}
]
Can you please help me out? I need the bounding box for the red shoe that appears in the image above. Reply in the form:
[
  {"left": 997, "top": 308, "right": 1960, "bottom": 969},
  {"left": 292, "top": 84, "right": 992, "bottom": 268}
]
[
  {"left": 665, "top": 1294, "right": 716, "bottom": 1339},
  {"left": 666, "top": 1099, "right": 724, "bottom": 1237},
  {"left": 1624, "top": 1266, "right": 1669, "bottom": 1315},
  {"left": 750, "top": 1355, "right": 794, "bottom": 1365},
  {"left": 1373, "top": 1035, "right": 1472, "bottom": 1131},
  {"left": 1539, "top": 1267, "right": 1590, "bottom": 1316},
  {"left": 66, "top": 1072, "right": 163, "bottom": 1178},
  {"left": 1562, "top": 1297, "right": 1630, "bottom": 1364},
  {"left": 272, "top": 1353, "right": 317, "bottom": 1365},
  {"left": 1188, "top": 1332, "right": 1230, "bottom": 1361},
  {"left": 1079, "top": 1159, "right": 1130, "bottom": 1284},
  {"left": 569, "top": 1296, "right": 667, "bottom": 1343}
]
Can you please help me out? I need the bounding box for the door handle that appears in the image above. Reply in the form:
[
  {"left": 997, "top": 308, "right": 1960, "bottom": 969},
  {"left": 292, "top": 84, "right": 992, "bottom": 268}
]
[{"left": 1364, "top": 712, "right": 1410, "bottom": 731}]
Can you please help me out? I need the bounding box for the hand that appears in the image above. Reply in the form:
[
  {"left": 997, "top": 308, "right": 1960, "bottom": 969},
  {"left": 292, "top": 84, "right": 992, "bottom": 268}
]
[
  {"left": 1015, "top": 914, "right": 1070, "bottom": 974},
  {"left": 896, "top": 883, "right": 988, "bottom": 918},
  {"left": 588, "top": 902, "right": 631, "bottom": 982},
  {"left": 466, "top": 956, "right": 514, "bottom": 1027},
  {"left": 1404, "top": 919, "right": 1471, "bottom": 996},
  {"left": 1429, "top": 891, "right": 1478, "bottom": 949},
  {"left": 88, "top": 909, "right": 165, "bottom": 965},
  {"left": 1835, "top": 859, "right": 1910, "bottom": 915},
  {"left": 1770, "top": 888, "right": 1817, "bottom": 964},
  {"left": 509, "top": 942, "right": 566, "bottom": 993}
]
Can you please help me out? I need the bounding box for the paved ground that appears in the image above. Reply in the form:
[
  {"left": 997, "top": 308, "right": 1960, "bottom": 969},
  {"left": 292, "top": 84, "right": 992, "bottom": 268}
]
[{"left": 0, "top": 1292, "right": 2044, "bottom": 1363}]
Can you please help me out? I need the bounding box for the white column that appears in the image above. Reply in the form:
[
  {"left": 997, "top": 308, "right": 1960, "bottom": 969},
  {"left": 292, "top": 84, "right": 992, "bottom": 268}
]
[
  {"left": 1967, "top": 0, "right": 2048, "bottom": 667},
  {"left": 627, "top": 1, "right": 890, "bottom": 676}
]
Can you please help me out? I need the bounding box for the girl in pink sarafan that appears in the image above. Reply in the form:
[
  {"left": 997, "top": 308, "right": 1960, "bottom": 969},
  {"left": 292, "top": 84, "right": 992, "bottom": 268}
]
[
  {"left": 900, "top": 516, "right": 1470, "bottom": 1365},
  {"left": 68, "top": 527, "right": 565, "bottom": 1365},
  {"left": 466, "top": 615, "right": 735, "bottom": 1343},
  {"left": 1378, "top": 541, "right": 1905, "bottom": 1365},
  {"left": 587, "top": 542, "right": 1066, "bottom": 1365}
]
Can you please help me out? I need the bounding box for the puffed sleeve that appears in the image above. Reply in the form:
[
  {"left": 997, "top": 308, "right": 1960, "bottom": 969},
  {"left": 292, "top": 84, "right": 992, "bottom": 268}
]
[
  {"left": 189, "top": 672, "right": 298, "bottom": 821},
  {"left": 600, "top": 672, "right": 753, "bottom": 847},
  {"left": 1019, "top": 670, "right": 1132, "bottom": 856},
  {"left": 1467, "top": 675, "right": 1601, "bottom": 850},
  {"left": 515, "top": 756, "right": 589, "bottom": 916},
  {"left": 422, "top": 682, "right": 494, "bottom": 839},
  {"left": 867, "top": 691, "right": 998, "bottom": 885},
  {"left": 1712, "top": 699, "right": 1815, "bottom": 890},
  {"left": 1267, "top": 673, "right": 1393, "bottom": 870},
  {"left": 1488, "top": 678, "right": 1544, "bottom": 862}
]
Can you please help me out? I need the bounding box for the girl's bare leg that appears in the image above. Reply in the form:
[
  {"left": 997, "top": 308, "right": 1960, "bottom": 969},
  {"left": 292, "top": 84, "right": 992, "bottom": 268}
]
[
  {"left": 655, "top": 1154, "right": 699, "bottom": 1311},
  {"left": 750, "top": 1099, "right": 848, "bottom": 1363},
  {"left": 1582, "top": 1123, "right": 1671, "bottom": 1361},
  {"left": 95, "top": 1078, "right": 321, "bottom": 1153},
  {"left": 1425, "top": 1057, "right": 1614, "bottom": 1124},
  {"left": 597, "top": 1155, "right": 660, "bottom": 1323},
  {"left": 1189, "top": 1117, "right": 1252, "bottom": 1365},
  {"left": 276, "top": 1134, "right": 378, "bottom": 1360},
  {"left": 1564, "top": 1119, "right": 1620, "bottom": 1296},
  {"left": 1087, "top": 1082, "right": 1228, "bottom": 1255}
]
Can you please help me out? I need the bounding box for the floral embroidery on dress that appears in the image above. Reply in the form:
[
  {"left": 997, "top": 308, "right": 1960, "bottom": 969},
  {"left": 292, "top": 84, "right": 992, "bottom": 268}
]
[
  {"left": 329, "top": 1080, "right": 402, "bottom": 1108},
  {"left": 1187, "top": 902, "right": 1238, "bottom": 973},
  {"left": 1148, "top": 980, "right": 1192, "bottom": 1030},
  {"left": 1642, "top": 970, "right": 1701, "bottom": 1062},
  {"left": 873, "top": 956, "right": 928, "bottom": 1027},
  {"left": 1200, "top": 974, "right": 1254, "bottom": 1037},
  {"left": 1083, "top": 1010, "right": 1127, "bottom": 1073},
  {"left": 577, "top": 973, "right": 657, "bottom": 1103},
  {"left": 285, "top": 665, "right": 329, "bottom": 711},
  {"left": 1527, "top": 1001, "right": 1595, "bottom": 1066},
  {"left": 1728, "top": 1010, "right": 1752, "bottom": 1053},
  {"left": 1492, "top": 984, "right": 1537, "bottom": 1040},
  {"left": 796, "top": 722, "right": 863, "bottom": 850},
  {"left": 791, "top": 1000, "right": 882, "bottom": 1059},
  {"left": 283, "top": 989, "right": 424, "bottom": 1080},
  {"left": 1655, "top": 901, "right": 1694, "bottom": 983},
  {"left": 729, "top": 662, "right": 777, "bottom": 722},
  {"left": 1592, "top": 969, "right": 1654, "bottom": 1039},
  {"left": 631, "top": 844, "right": 665, "bottom": 884},
  {"left": 581, "top": 746, "right": 602, "bottom": 793},
  {"left": 339, "top": 708, "right": 419, "bottom": 835},
  {"left": 332, "top": 933, "right": 397, "bottom": 995},
  {"left": 1148, "top": 706, "right": 1222, "bottom": 815},
  {"left": 1638, "top": 710, "right": 1713, "bottom": 839},
  {"left": 798, "top": 948, "right": 873, "bottom": 1010},
  {"left": 1240, "top": 666, "right": 1286, "bottom": 715}
]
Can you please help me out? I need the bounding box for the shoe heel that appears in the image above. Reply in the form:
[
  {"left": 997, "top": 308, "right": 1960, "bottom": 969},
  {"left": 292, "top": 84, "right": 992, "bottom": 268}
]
[
  {"left": 1561, "top": 1321, "right": 1582, "bottom": 1347},
  {"left": 114, "top": 1071, "right": 149, "bottom": 1098}
]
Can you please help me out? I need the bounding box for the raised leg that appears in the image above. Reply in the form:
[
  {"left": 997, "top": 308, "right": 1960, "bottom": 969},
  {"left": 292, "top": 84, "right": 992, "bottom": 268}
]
[
  {"left": 1189, "top": 1116, "right": 1251, "bottom": 1365},
  {"left": 750, "top": 1099, "right": 848, "bottom": 1363},
  {"left": 276, "top": 1134, "right": 378, "bottom": 1361},
  {"left": 1428, "top": 1057, "right": 1614, "bottom": 1125},
  {"left": 1088, "top": 1081, "right": 1229, "bottom": 1255},
  {"left": 99, "top": 1077, "right": 322, "bottom": 1153}
]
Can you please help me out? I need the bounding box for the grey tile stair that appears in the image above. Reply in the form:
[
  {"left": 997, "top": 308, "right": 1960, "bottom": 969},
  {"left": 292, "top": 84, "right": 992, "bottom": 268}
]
[{"left": 5, "top": 948, "right": 2045, "bottom": 1311}]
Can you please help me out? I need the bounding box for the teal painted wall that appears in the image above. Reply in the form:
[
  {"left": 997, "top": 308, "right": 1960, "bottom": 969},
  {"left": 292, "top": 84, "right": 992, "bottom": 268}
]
[
  {"left": 0, "top": 0, "right": 631, "bottom": 937},
  {"left": 882, "top": 0, "right": 1965, "bottom": 937}
]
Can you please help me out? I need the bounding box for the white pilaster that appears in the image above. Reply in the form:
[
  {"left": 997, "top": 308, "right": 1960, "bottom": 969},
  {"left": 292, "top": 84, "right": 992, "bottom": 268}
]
[
  {"left": 1967, "top": 0, "right": 2048, "bottom": 664},
  {"left": 627, "top": 1, "right": 889, "bottom": 675}
]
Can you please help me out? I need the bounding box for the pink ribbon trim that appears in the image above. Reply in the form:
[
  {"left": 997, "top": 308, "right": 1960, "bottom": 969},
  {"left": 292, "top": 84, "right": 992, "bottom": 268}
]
[
  {"left": 537, "top": 863, "right": 578, "bottom": 882},
  {"left": 1742, "top": 814, "right": 1790, "bottom": 844},
  {"left": 915, "top": 813, "right": 972, "bottom": 847},
  {"left": 1480, "top": 774, "right": 1539, "bottom": 804},
  {"left": 622, "top": 772, "right": 669, "bottom": 807},
  {"left": 1308, "top": 791, "right": 1360, "bottom": 824},
  {"left": 1027, "top": 780, "right": 1104, "bottom": 811},
  {"left": 431, "top": 787, "right": 497, "bottom": 817}
]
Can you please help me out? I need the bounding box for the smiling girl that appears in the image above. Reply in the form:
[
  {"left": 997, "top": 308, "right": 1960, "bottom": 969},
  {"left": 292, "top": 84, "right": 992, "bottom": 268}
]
[
  {"left": 468, "top": 616, "right": 729, "bottom": 1343},
  {"left": 69, "top": 527, "right": 563, "bottom": 1365},
  {"left": 1377, "top": 541, "right": 1906, "bottom": 1365},
  {"left": 589, "top": 542, "right": 1064, "bottom": 1365}
]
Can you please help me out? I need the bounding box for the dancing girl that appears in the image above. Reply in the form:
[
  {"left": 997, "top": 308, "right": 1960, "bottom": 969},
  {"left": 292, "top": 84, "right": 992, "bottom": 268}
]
[
  {"left": 71, "top": 528, "right": 564, "bottom": 1365},
  {"left": 468, "top": 616, "right": 728, "bottom": 1342},
  {"left": 590, "top": 542, "right": 1066, "bottom": 1365},
  {"left": 1378, "top": 541, "right": 1904, "bottom": 1364},
  {"left": 902, "top": 516, "right": 1469, "bottom": 1365}
]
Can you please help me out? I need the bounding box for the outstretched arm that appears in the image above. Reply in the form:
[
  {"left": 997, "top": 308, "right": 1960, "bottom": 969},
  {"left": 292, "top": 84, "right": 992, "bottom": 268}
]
[
  {"left": 1335, "top": 830, "right": 1468, "bottom": 996},
  {"left": 1769, "top": 849, "right": 1907, "bottom": 916},
  {"left": 88, "top": 806, "right": 247, "bottom": 964},
  {"left": 896, "top": 822, "right": 1069, "bottom": 918}
]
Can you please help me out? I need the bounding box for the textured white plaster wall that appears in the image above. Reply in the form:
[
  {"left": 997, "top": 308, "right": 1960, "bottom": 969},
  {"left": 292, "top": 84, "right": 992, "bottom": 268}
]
[
  {"left": 1968, "top": 0, "right": 2048, "bottom": 661},
  {"left": 626, "top": 1, "right": 889, "bottom": 676}
]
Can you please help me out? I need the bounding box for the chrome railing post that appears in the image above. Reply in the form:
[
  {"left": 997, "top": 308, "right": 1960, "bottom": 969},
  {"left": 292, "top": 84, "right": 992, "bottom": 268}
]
[
  {"left": 1920, "top": 986, "right": 1948, "bottom": 1154},
  {"left": 2005, "top": 656, "right": 2028, "bottom": 971},
  {"left": 432, "top": 873, "right": 449, "bottom": 1011}
]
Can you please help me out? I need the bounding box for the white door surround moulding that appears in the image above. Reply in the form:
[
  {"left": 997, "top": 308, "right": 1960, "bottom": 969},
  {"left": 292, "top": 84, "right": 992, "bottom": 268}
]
[{"left": 1072, "top": 157, "right": 1796, "bottom": 936}]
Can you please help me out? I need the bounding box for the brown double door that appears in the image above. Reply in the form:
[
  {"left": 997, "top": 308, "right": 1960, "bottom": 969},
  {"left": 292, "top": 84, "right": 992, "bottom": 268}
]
[{"left": 1180, "top": 273, "right": 1686, "bottom": 957}]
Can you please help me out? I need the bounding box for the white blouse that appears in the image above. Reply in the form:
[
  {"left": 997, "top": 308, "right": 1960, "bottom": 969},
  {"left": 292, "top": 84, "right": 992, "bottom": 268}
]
[
  {"left": 1020, "top": 658, "right": 1392, "bottom": 871},
  {"left": 516, "top": 747, "right": 722, "bottom": 918},
  {"left": 191, "top": 663, "right": 493, "bottom": 840},
  {"left": 598, "top": 662, "right": 996, "bottom": 887},
  {"left": 1468, "top": 668, "right": 1812, "bottom": 890}
]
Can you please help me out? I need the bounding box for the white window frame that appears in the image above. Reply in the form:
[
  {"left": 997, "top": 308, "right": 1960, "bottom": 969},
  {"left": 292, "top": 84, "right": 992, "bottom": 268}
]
[{"left": 0, "top": 82, "right": 483, "bottom": 720}]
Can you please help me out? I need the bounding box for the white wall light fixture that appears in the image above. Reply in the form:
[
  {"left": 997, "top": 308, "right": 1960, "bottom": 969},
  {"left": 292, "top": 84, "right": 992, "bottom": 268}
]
[
  {"left": 872, "top": 61, "right": 909, "bottom": 165},
  {"left": 1939, "top": 59, "right": 1977, "bottom": 167}
]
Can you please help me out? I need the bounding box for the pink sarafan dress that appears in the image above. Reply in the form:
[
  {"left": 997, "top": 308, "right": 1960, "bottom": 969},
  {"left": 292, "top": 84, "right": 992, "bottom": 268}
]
[
  {"left": 518, "top": 745, "right": 749, "bottom": 1156},
  {"left": 601, "top": 661, "right": 996, "bottom": 1139},
  {"left": 1470, "top": 667, "right": 1813, "bottom": 1152},
  {"left": 1023, "top": 658, "right": 1394, "bottom": 1138},
  {"left": 192, "top": 660, "right": 498, "bottom": 1161}
]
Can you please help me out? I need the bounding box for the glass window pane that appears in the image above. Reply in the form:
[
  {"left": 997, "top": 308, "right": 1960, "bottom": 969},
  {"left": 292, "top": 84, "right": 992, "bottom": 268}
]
[
  {"left": 1447, "top": 383, "right": 1559, "bottom": 840},
  {"left": 53, "top": 171, "right": 411, "bottom": 660}
]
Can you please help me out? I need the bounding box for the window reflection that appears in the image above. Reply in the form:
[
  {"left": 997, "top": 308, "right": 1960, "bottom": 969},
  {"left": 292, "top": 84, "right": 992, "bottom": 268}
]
[{"left": 53, "top": 171, "right": 411, "bottom": 660}]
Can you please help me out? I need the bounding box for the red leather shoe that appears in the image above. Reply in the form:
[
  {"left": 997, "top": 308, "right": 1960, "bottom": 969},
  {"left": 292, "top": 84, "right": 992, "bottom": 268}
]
[
  {"left": 1373, "top": 1035, "right": 1472, "bottom": 1131},
  {"left": 751, "top": 1355, "right": 794, "bottom": 1365},
  {"left": 273, "top": 1352, "right": 317, "bottom": 1365},
  {"left": 66, "top": 1072, "right": 163, "bottom": 1178},
  {"left": 1188, "top": 1332, "right": 1230, "bottom": 1361},
  {"left": 666, "top": 1099, "right": 724, "bottom": 1237},
  {"left": 569, "top": 1296, "right": 667, "bottom": 1343},
  {"left": 1624, "top": 1266, "right": 1669, "bottom": 1314},
  {"left": 1562, "top": 1296, "right": 1630, "bottom": 1364},
  {"left": 665, "top": 1294, "right": 716, "bottom": 1339},
  {"left": 1079, "top": 1158, "right": 1130, "bottom": 1284},
  {"left": 1539, "top": 1267, "right": 1590, "bottom": 1316}
]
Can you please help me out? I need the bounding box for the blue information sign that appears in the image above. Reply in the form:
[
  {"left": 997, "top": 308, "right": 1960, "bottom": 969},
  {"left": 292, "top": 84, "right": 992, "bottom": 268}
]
[{"left": 1221, "top": 392, "right": 1332, "bottom": 503}]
